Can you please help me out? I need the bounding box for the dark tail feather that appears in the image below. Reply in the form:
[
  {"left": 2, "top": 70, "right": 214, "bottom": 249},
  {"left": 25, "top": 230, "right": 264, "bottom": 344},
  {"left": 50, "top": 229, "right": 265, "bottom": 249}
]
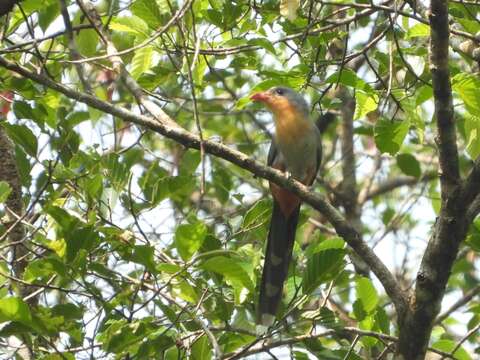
[
  {"left": 257, "top": 201, "right": 300, "bottom": 326},
  {"left": 315, "top": 111, "right": 336, "bottom": 133}
]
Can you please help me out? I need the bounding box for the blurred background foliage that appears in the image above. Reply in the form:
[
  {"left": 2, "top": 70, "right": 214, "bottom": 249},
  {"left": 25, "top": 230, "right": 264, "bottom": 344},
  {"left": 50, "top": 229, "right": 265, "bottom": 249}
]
[{"left": 0, "top": 0, "right": 479, "bottom": 358}]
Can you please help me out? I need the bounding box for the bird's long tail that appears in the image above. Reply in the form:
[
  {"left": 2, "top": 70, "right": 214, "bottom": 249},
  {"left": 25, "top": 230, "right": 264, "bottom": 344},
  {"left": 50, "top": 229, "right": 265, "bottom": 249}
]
[{"left": 258, "top": 200, "right": 300, "bottom": 326}]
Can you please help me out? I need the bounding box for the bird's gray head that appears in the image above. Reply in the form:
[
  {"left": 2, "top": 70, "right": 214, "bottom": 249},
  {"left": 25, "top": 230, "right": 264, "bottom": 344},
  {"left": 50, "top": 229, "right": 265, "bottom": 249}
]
[{"left": 250, "top": 86, "right": 309, "bottom": 119}]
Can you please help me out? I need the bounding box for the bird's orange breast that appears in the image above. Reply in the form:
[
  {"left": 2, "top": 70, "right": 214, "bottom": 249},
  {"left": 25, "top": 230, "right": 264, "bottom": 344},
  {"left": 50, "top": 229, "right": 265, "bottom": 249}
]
[{"left": 271, "top": 98, "right": 312, "bottom": 145}]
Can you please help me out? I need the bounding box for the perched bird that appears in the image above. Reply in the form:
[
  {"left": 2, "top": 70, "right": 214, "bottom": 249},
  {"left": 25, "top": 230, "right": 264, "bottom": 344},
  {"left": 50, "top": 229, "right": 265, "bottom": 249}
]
[{"left": 250, "top": 86, "right": 323, "bottom": 326}]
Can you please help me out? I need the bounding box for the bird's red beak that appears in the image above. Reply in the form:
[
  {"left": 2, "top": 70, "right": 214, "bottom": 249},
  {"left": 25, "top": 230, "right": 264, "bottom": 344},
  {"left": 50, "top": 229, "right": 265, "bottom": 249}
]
[{"left": 250, "top": 91, "right": 271, "bottom": 103}]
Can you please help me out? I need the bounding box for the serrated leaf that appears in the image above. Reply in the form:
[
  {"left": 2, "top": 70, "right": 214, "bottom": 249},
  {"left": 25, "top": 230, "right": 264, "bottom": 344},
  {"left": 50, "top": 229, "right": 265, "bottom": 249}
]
[
  {"left": 356, "top": 277, "right": 378, "bottom": 314},
  {"left": 374, "top": 118, "right": 409, "bottom": 155},
  {"left": 302, "top": 249, "right": 345, "bottom": 294},
  {"left": 175, "top": 222, "right": 207, "bottom": 260},
  {"left": 242, "top": 199, "right": 271, "bottom": 229},
  {"left": 396, "top": 153, "right": 421, "bottom": 178},
  {"left": 0, "top": 181, "right": 12, "bottom": 204},
  {"left": 130, "top": 46, "right": 153, "bottom": 80},
  {"left": 200, "top": 256, "right": 254, "bottom": 294},
  {"left": 2, "top": 123, "right": 38, "bottom": 157},
  {"left": 131, "top": 0, "right": 163, "bottom": 29},
  {"left": 354, "top": 90, "right": 378, "bottom": 120}
]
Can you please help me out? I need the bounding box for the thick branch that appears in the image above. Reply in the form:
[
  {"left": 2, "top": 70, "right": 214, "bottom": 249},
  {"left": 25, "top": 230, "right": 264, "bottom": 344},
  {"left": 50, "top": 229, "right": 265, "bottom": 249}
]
[
  {"left": 396, "top": 0, "right": 467, "bottom": 358},
  {"left": 0, "top": 128, "right": 27, "bottom": 282},
  {"left": 0, "top": 56, "right": 408, "bottom": 317}
]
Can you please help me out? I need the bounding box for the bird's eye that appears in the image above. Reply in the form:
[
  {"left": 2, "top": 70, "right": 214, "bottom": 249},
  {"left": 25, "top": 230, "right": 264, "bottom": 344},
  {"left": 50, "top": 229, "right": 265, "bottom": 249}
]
[{"left": 274, "top": 88, "right": 284, "bottom": 96}]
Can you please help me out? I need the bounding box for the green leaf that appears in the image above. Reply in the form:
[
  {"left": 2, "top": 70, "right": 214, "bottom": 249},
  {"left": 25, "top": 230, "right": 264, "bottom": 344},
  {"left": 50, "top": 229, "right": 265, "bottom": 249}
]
[
  {"left": 65, "top": 226, "right": 99, "bottom": 262},
  {"left": 242, "top": 199, "right": 271, "bottom": 229},
  {"left": 38, "top": 2, "right": 59, "bottom": 32},
  {"left": 0, "top": 181, "right": 12, "bottom": 204},
  {"left": 130, "top": 245, "right": 156, "bottom": 272},
  {"left": 374, "top": 118, "right": 409, "bottom": 155},
  {"left": 175, "top": 222, "right": 208, "bottom": 260},
  {"left": 432, "top": 339, "right": 472, "bottom": 360},
  {"left": 452, "top": 73, "right": 480, "bottom": 115},
  {"left": 2, "top": 123, "right": 38, "bottom": 157},
  {"left": 200, "top": 256, "right": 254, "bottom": 293},
  {"left": 110, "top": 16, "right": 149, "bottom": 37},
  {"left": 466, "top": 220, "right": 480, "bottom": 252},
  {"left": 13, "top": 101, "right": 35, "bottom": 120},
  {"left": 464, "top": 114, "right": 480, "bottom": 159},
  {"left": 191, "top": 335, "right": 212, "bottom": 360},
  {"left": 374, "top": 306, "right": 390, "bottom": 334},
  {"left": 247, "top": 38, "right": 276, "bottom": 55},
  {"left": 406, "top": 23, "right": 430, "bottom": 38},
  {"left": 76, "top": 29, "right": 99, "bottom": 57},
  {"left": 325, "top": 69, "right": 374, "bottom": 94},
  {"left": 130, "top": 45, "right": 153, "bottom": 80},
  {"left": 355, "top": 277, "right": 378, "bottom": 314},
  {"left": 302, "top": 249, "right": 345, "bottom": 294},
  {"left": 131, "top": 0, "right": 163, "bottom": 29},
  {"left": 396, "top": 153, "right": 421, "bottom": 178},
  {"left": 354, "top": 90, "right": 378, "bottom": 120},
  {"left": 0, "top": 297, "right": 32, "bottom": 326}
]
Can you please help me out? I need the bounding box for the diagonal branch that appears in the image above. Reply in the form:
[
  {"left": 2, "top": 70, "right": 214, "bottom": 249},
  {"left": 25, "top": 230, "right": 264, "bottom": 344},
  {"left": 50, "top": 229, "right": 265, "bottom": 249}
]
[{"left": 0, "top": 55, "right": 408, "bottom": 318}]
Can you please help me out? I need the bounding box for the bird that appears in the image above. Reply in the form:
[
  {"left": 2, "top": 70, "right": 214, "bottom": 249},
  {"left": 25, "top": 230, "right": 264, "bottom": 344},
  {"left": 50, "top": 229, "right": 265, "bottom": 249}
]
[{"left": 250, "top": 86, "right": 323, "bottom": 326}]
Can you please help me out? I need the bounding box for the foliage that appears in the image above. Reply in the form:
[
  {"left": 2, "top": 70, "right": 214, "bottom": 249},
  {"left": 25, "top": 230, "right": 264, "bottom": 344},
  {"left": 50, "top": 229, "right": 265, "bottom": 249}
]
[{"left": 0, "top": 0, "right": 479, "bottom": 359}]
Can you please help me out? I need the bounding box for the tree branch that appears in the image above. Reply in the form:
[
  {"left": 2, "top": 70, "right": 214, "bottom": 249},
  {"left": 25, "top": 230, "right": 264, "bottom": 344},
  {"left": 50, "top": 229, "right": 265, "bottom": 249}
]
[
  {"left": 0, "top": 55, "right": 408, "bottom": 318},
  {"left": 396, "top": 0, "right": 469, "bottom": 358},
  {"left": 361, "top": 171, "right": 437, "bottom": 204},
  {"left": 435, "top": 285, "right": 480, "bottom": 325},
  {"left": 223, "top": 327, "right": 455, "bottom": 360}
]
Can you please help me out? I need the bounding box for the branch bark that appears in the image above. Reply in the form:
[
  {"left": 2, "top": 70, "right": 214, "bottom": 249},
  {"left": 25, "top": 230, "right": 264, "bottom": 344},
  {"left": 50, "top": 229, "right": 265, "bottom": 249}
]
[
  {"left": 0, "top": 55, "right": 408, "bottom": 319},
  {"left": 0, "top": 128, "right": 34, "bottom": 360},
  {"left": 396, "top": 0, "right": 469, "bottom": 358}
]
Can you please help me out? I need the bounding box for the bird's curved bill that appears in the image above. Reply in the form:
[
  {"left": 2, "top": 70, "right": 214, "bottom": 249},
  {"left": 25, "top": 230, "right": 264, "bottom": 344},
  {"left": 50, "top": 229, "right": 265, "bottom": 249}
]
[{"left": 250, "top": 92, "right": 271, "bottom": 102}]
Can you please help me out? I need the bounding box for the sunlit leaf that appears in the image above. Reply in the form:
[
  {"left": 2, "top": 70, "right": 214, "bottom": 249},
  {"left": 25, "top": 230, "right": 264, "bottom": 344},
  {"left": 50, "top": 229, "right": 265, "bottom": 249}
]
[
  {"left": 356, "top": 277, "right": 378, "bottom": 314},
  {"left": 0, "top": 297, "right": 32, "bottom": 326},
  {"left": 175, "top": 222, "right": 208, "bottom": 260},
  {"left": 354, "top": 90, "right": 378, "bottom": 120}
]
